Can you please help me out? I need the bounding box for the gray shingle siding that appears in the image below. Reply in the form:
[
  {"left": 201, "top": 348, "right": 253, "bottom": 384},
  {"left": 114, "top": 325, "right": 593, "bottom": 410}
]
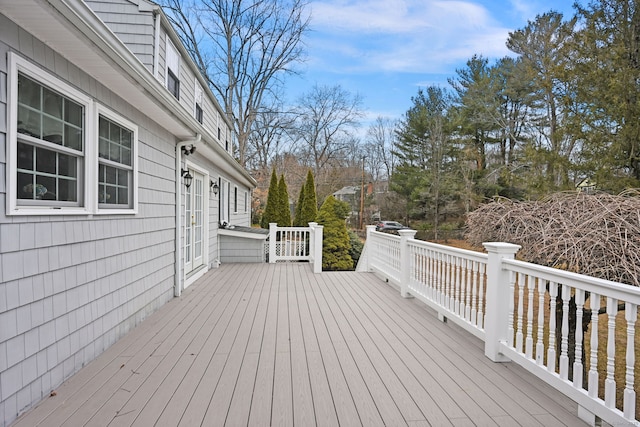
[
  {"left": 86, "top": 0, "right": 156, "bottom": 71},
  {"left": 0, "top": 18, "right": 177, "bottom": 424}
]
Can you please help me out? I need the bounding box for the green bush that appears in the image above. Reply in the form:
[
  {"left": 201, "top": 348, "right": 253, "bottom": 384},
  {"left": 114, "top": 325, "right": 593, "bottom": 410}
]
[
  {"left": 317, "top": 196, "right": 353, "bottom": 271},
  {"left": 260, "top": 168, "right": 279, "bottom": 229}
]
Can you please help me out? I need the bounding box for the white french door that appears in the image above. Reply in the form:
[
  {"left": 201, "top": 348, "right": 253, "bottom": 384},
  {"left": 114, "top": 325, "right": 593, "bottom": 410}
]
[{"left": 185, "top": 170, "right": 205, "bottom": 276}]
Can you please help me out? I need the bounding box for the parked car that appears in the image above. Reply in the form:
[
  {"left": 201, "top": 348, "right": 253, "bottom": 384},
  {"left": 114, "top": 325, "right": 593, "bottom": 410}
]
[{"left": 375, "top": 221, "right": 409, "bottom": 233}]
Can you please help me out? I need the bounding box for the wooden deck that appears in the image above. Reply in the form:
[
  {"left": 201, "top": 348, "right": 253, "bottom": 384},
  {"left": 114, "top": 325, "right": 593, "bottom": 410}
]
[{"left": 13, "top": 263, "right": 586, "bottom": 426}]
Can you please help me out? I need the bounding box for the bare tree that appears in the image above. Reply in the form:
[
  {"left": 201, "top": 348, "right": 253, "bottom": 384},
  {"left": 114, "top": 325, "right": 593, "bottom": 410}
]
[
  {"left": 160, "top": 0, "right": 310, "bottom": 166},
  {"left": 365, "top": 116, "right": 397, "bottom": 183},
  {"left": 292, "top": 84, "right": 364, "bottom": 193},
  {"left": 245, "top": 99, "right": 295, "bottom": 171}
]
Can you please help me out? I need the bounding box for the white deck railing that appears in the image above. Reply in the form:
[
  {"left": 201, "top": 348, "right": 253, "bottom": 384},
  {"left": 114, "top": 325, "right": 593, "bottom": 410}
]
[
  {"left": 357, "top": 226, "right": 640, "bottom": 427},
  {"left": 268, "top": 222, "right": 323, "bottom": 273}
]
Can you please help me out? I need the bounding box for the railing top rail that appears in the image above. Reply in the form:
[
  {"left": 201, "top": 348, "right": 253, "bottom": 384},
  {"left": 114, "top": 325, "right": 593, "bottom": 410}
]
[
  {"left": 274, "top": 226, "right": 311, "bottom": 232},
  {"left": 371, "top": 230, "right": 401, "bottom": 241},
  {"left": 408, "top": 238, "right": 488, "bottom": 263},
  {"left": 503, "top": 258, "right": 640, "bottom": 303}
]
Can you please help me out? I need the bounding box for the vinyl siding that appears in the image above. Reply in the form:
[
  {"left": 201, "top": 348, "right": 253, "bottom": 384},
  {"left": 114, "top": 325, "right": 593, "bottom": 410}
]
[
  {"left": 85, "top": 0, "right": 156, "bottom": 71},
  {"left": 0, "top": 17, "right": 176, "bottom": 425}
]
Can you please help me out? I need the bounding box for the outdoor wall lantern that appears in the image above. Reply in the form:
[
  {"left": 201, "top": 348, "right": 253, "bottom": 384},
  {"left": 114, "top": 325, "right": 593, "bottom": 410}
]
[
  {"left": 181, "top": 169, "right": 193, "bottom": 189},
  {"left": 210, "top": 180, "right": 219, "bottom": 195},
  {"left": 181, "top": 145, "right": 196, "bottom": 156}
]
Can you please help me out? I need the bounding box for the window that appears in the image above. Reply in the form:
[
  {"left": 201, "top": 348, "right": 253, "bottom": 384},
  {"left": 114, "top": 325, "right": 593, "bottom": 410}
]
[
  {"left": 9, "top": 54, "right": 90, "bottom": 214},
  {"left": 194, "top": 79, "right": 203, "bottom": 124},
  {"left": 166, "top": 39, "right": 180, "bottom": 99},
  {"left": 244, "top": 191, "right": 248, "bottom": 212},
  {"left": 7, "top": 53, "right": 137, "bottom": 215},
  {"left": 233, "top": 186, "right": 238, "bottom": 213},
  {"left": 98, "top": 113, "right": 135, "bottom": 208},
  {"left": 217, "top": 127, "right": 221, "bottom": 140}
]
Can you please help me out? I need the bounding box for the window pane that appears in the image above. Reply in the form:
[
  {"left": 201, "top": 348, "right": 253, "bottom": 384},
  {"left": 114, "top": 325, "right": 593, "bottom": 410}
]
[
  {"left": 99, "top": 164, "right": 131, "bottom": 207},
  {"left": 65, "top": 124, "right": 82, "bottom": 151},
  {"left": 36, "top": 150, "right": 56, "bottom": 174},
  {"left": 117, "top": 187, "right": 128, "bottom": 205},
  {"left": 99, "top": 117, "right": 109, "bottom": 138},
  {"left": 117, "top": 168, "right": 128, "bottom": 185},
  {"left": 64, "top": 99, "right": 83, "bottom": 127},
  {"left": 18, "top": 105, "right": 41, "bottom": 137},
  {"left": 17, "top": 172, "right": 34, "bottom": 199},
  {"left": 99, "top": 139, "right": 109, "bottom": 159},
  {"left": 17, "top": 142, "right": 79, "bottom": 203},
  {"left": 43, "top": 88, "right": 63, "bottom": 119},
  {"left": 18, "top": 74, "right": 41, "bottom": 108},
  {"left": 106, "top": 166, "right": 117, "bottom": 184},
  {"left": 57, "top": 177, "right": 77, "bottom": 202},
  {"left": 99, "top": 115, "right": 133, "bottom": 166},
  {"left": 120, "top": 129, "right": 132, "bottom": 148},
  {"left": 42, "top": 116, "right": 63, "bottom": 144},
  {"left": 17, "top": 142, "right": 34, "bottom": 171},
  {"left": 36, "top": 175, "right": 57, "bottom": 200},
  {"left": 109, "top": 142, "right": 121, "bottom": 163},
  {"left": 58, "top": 153, "right": 77, "bottom": 177},
  {"left": 105, "top": 185, "right": 117, "bottom": 204},
  {"left": 121, "top": 148, "right": 131, "bottom": 166}
]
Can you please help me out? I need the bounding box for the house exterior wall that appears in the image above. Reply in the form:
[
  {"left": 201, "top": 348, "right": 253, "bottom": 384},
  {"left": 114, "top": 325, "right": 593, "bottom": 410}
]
[
  {"left": 0, "top": 15, "right": 178, "bottom": 425},
  {"left": 219, "top": 234, "right": 265, "bottom": 263},
  {"left": 85, "top": 0, "right": 156, "bottom": 72},
  {"left": 0, "top": 0, "right": 257, "bottom": 423}
]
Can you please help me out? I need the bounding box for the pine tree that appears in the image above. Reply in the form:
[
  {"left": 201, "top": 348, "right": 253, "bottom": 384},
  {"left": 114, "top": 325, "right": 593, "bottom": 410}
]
[
  {"left": 294, "top": 169, "right": 317, "bottom": 226},
  {"left": 277, "top": 174, "right": 292, "bottom": 226},
  {"left": 293, "top": 183, "right": 305, "bottom": 226},
  {"left": 317, "top": 196, "right": 353, "bottom": 271},
  {"left": 260, "top": 168, "right": 279, "bottom": 228}
]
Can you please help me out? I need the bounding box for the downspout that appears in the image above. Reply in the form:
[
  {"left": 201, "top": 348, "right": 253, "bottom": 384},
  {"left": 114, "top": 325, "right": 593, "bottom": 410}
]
[
  {"left": 152, "top": 7, "right": 161, "bottom": 81},
  {"left": 175, "top": 134, "right": 201, "bottom": 297}
]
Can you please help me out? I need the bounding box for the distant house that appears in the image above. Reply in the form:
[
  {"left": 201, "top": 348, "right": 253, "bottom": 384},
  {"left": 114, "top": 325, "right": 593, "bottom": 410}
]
[
  {"left": 0, "top": 1, "right": 255, "bottom": 425},
  {"left": 576, "top": 177, "right": 596, "bottom": 193}
]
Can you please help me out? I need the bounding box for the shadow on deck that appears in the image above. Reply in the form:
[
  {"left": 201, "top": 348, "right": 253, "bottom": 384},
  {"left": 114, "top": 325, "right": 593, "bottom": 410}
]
[{"left": 12, "top": 263, "right": 585, "bottom": 426}]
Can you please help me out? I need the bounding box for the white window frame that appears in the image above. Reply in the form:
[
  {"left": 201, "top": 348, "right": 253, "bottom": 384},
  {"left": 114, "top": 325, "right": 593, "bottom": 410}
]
[
  {"left": 165, "top": 38, "right": 180, "bottom": 99},
  {"left": 95, "top": 105, "right": 139, "bottom": 214},
  {"left": 6, "top": 53, "right": 138, "bottom": 216},
  {"left": 194, "top": 77, "right": 203, "bottom": 124},
  {"left": 233, "top": 185, "right": 238, "bottom": 213},
  {"left": 7, "top": 53, "right": 94, "bottom": 215}
]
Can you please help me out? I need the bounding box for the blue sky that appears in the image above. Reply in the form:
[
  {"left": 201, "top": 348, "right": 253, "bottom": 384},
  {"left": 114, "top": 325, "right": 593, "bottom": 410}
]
[{"left": 285, "top": 0, "right": 575, "bottom": 129}]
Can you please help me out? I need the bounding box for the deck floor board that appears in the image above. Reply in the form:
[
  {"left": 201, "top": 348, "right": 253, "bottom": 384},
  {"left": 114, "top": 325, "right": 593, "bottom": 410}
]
[{"left": 13, "top": 264, "right": 587, "bottom": 427}]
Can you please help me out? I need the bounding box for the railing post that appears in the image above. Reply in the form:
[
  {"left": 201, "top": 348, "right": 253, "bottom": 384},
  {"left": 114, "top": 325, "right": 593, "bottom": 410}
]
[
  {"left": 269, "top": 223, "right": 277, "bottom": 264},
  {"left": 313, "top": 224, "right": 323, "bottom": 273},
  {"left": 399, "top": 229, "right": 417, "bottom": 298},
  {"left": 364, "top": 225, "right": 376, "bottom": 272},
  {"left": 483, "top": 242, "right": 521, "bottom": 362}
]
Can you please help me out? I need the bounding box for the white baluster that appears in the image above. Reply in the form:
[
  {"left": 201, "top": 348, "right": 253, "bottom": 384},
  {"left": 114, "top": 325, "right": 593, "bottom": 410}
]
[
  {"left": 516, "top": 273, "right": 525, "bottom": 352},
  {"left": 604, "top": 297, "right": 618, "bottom": 408},
  {"left": 464, "top": 259, "right": 471, "bottom": 321},
  {"left": 573, "top": 289, "right": 585, "bottom": 389},
  {"left": 471, "top": 261, "right": 478, "bottom": 327},
  {"left": 526, "top": 275, "right": 535, "bottom": 358},
  {"left": 588, "top": 293, "right": 600, "bottom": 398},
  {"left": 560, "top": 284, "right": 570, "bottom": 380},
  {"left": 623, "top": 302, "right": 637, "bottom": 420},
  {"left": 507, "top": 270, "right": 515, "bottom": 346},
  {"left": 536, "top": 278, "right": 545, "bottom": 365},
  {"left": 547, "top": 282, "right": 558, "bottom": 373},
  {"left": 477, "top": 262, "right": 485, "bottom": 330}
]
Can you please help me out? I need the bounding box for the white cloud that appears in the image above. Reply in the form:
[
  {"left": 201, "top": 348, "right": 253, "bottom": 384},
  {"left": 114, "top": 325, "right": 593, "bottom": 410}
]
[{"left": 308, "top": 0, "right": 515, "bottom": 74}]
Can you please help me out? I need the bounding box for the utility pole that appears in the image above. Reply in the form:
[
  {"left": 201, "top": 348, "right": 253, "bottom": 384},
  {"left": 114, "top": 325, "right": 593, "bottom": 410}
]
[{"left": 360, "top": 156, "right": 365, "bottom": 230}]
